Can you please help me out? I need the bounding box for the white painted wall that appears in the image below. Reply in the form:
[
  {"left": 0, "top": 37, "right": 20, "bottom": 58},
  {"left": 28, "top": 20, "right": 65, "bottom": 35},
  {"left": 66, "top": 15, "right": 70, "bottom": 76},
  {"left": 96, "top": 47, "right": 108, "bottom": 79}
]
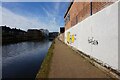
[{"left": 65, "top": 1, "right": 119, "bottom": 70}]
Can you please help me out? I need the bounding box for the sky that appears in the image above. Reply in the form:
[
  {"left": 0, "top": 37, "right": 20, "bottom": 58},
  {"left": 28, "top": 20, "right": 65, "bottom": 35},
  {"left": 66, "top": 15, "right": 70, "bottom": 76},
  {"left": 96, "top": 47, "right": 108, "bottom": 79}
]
[{"left": 1, "top": 2, "right": 69, "bottom": 32}]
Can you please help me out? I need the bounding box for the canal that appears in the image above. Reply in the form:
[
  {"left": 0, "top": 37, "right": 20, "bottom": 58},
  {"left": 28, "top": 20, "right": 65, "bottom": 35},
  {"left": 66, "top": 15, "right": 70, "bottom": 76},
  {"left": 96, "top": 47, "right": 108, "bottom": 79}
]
[{"left": 2, "top": 40, "right": 52, "bottom": 79}]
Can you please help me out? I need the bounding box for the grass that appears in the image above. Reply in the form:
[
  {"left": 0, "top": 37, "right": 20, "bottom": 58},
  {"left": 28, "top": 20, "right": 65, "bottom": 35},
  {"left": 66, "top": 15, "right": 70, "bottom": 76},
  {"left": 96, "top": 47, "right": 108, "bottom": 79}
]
[{"left": 36, "top": 40, "right": 55, "bottom": 79}]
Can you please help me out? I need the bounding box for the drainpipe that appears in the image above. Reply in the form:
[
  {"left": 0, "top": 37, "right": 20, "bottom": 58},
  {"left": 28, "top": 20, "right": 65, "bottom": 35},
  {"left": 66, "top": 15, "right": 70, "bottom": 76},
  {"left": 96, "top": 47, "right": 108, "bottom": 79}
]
[{"left": 90, "top": 0, "right": 92, "bottom": 15}]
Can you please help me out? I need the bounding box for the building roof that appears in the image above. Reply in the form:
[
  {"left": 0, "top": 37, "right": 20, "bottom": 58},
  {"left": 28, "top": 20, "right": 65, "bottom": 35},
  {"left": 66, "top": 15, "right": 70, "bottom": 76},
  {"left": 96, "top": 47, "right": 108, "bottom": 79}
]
[{"left": 64, "top": 1, "right": 73, "bottom": 18}]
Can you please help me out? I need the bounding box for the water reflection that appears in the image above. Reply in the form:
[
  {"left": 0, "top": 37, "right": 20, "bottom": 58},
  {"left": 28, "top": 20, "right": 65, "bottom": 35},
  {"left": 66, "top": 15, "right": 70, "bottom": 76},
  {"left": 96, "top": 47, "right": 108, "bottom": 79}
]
[{"left": 2, "top": 40, "right": 52, "bottom": 79}]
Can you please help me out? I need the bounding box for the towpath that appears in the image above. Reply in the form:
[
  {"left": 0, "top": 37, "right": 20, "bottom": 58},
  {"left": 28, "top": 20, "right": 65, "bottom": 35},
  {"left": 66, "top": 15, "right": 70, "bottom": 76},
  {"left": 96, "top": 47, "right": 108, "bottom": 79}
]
[{"left": 48, "top": 38, "right": 112, "bottom": 78}]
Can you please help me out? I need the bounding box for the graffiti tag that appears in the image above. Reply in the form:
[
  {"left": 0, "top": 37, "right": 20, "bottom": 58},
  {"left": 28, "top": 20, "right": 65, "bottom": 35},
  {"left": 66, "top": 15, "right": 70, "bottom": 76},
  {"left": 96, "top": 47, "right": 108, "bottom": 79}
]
[
  {"left": 67, "top": 32, "right": 76, "bottom": 44},
  {"left": 88, "top": 37, "right": 98, "bottom": 45}
]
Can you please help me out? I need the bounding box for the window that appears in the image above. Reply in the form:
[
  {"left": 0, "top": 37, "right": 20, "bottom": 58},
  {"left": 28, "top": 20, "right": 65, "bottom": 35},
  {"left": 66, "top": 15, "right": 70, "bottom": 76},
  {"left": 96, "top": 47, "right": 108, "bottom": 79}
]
[{"left": 65, "top": 13, "right": 70, "bottom": 25}]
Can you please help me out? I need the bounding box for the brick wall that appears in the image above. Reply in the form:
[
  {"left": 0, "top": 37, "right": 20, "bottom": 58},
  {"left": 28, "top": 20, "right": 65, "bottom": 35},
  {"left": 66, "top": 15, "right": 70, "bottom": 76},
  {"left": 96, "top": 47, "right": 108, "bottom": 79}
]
[
  {"left": 92, "top": 2, "right": 113, "bottom": 14},
  {"left": 65, "top": 2, "right": 90, "bottom": 31},
  {"left": 65, "top": 2, "right": 113, "bottom": 31}
]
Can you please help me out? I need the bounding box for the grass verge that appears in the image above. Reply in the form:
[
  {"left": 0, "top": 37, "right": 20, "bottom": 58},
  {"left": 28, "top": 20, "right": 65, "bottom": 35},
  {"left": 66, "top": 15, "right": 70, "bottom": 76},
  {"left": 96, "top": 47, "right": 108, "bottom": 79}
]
[{"left": 36, "top": 40, "right": 55, "bottom": 79}]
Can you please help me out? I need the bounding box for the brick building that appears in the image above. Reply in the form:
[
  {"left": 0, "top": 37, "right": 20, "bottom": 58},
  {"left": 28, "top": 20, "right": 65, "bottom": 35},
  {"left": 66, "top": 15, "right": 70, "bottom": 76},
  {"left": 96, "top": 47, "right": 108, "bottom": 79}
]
[
  {"left": 63, "top": 0, "right": 119, "bottom": 72},
  {"left": 64, "top": 1, "right": 113, "bottom": 31}
]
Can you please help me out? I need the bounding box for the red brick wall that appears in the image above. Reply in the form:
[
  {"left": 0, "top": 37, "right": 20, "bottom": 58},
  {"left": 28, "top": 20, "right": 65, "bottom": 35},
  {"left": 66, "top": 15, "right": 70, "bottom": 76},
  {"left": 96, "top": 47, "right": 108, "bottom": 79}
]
[
  {"left": 92, "top": 2, "right": 113, "bottom": 14},
  {"left": 65, "top": 2, "right": 90, "bottom": 31},
  {"left": 64, "top": 2, "right": 113, "bottom": 31}
]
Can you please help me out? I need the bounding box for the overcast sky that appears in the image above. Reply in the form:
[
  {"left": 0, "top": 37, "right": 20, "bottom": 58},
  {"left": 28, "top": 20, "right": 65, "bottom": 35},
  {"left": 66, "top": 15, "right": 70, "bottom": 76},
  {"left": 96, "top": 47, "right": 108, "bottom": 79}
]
[{"left": 1, "top": 2, "right": 69, "bottom": 32}]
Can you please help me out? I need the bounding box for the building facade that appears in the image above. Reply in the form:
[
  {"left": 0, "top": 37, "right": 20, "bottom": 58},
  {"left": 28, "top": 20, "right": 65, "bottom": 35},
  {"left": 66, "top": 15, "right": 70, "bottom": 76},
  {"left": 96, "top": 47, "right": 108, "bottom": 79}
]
[
  {"left": 64, "top": 1, "right": 113, "bottom": 30},
  {"left": 64, "top": 0, "right": 119, "bottom": 72}
]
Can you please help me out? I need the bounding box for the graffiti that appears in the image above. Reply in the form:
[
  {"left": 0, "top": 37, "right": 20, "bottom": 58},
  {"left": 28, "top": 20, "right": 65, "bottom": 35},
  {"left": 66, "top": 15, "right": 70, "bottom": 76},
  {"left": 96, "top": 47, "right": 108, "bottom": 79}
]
[
  {"left": 67, "top": 32, "right": 70, "bottom": 43},
  {"left": 67, "top": 32, "right": 76, "bottom": 44},
  {"left": 88, "top": 37, "right": 98, "bottom": 45}
]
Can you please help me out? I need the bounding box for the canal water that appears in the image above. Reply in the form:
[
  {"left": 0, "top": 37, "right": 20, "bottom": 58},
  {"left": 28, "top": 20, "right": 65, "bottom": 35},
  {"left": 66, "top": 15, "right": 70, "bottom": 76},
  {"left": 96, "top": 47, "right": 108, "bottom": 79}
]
[{"left": 2, "top": 40, "right": 52, "bottom": 79}]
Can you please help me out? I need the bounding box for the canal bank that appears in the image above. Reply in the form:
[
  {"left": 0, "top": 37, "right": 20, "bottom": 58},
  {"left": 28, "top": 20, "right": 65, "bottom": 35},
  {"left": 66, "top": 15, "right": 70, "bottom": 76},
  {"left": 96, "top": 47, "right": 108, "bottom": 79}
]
[
  {"left": 36, "top": 38, "right": 119, "bottom": 79},
  {"left": 36, "top": 40, "right": 55, "bottom": 78}
]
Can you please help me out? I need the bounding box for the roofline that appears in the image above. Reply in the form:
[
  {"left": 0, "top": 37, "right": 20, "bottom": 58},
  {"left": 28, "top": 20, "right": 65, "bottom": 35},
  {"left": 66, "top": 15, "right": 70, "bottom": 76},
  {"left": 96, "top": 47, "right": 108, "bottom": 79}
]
[{"left": 64, "top": 1, "right": 73, "bottom": 18}]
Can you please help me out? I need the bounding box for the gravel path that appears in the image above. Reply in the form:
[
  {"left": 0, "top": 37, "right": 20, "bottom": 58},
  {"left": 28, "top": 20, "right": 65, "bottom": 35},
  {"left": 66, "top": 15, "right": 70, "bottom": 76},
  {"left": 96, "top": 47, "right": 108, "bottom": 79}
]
[{"left": 48, "top": 38, "right": 112, "bottom": 78}]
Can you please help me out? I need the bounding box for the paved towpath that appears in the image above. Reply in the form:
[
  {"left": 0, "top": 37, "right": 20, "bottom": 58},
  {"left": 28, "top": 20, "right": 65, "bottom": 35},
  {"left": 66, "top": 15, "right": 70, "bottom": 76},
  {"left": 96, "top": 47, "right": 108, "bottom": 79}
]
[{"left": 48, "top": 38, "right": 112, "bottom": 78}]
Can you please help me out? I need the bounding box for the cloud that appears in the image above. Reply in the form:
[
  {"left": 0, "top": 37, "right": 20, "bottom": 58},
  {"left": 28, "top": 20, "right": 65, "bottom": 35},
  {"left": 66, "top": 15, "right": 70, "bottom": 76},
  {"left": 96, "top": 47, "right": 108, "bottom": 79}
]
[
  {"left": 1, "top": 6, "right": 59, "bottom": 32},
  {"left": 54, "top": 2, "right": 60, "bottom": 14}
]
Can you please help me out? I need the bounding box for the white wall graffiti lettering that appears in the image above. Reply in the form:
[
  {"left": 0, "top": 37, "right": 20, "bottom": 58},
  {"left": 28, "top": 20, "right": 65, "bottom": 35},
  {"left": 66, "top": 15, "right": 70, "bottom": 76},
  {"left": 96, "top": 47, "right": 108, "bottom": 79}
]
[{"left": 88, "top": 37, "right": 98, "bottom": 45}]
